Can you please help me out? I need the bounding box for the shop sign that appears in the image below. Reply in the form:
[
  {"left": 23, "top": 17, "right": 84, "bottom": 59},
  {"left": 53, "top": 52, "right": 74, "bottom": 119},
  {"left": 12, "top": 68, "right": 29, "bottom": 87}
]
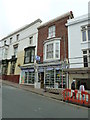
[
  {"left": 46, "top": 67, "right": 53, "bottom": 71},
  {"left": 35, "top": 56, "right": 40, "bottom": 61}
]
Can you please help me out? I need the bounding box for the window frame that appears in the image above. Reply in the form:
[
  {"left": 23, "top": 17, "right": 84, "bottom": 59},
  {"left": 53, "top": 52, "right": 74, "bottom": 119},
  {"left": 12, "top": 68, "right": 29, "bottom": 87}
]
[
  {"left": 10, "top": 37, "right": 12, "bottom": 44},
  {"left": 43, "top": 40, "right": 60, "bottom": 61},
  {"left": 46, "top": 43, "right": 53, "bottom": 59},
  {"left": 16, "top": 34, "right": 20, "bottom": 41},
  {"left": 48, "top": 25, "right": 55, "bottom": 38},
  {"left": 24, "top": 47, "right": 35, "bottom": 64},
  {"left": 83, "top": 50, "right": 88, "bottom": 67},
  {"left": 82, "top": 30, "right": 86, "bottom": 42}
]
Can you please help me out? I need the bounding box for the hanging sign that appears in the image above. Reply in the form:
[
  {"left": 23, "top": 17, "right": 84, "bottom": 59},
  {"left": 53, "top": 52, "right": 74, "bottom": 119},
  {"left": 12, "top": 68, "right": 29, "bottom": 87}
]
[{"left": 35, "top": 56, "right": 40, "bottom": 61}]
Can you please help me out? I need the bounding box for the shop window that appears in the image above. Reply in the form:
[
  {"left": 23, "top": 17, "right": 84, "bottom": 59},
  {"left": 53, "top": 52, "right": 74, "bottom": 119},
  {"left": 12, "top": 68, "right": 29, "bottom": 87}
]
[
  {"left": 45, "top": 70, "right": 54, "bottom": 88},
  {"left": 56, "top": 70, "right": 66, "bottom": 88},
  {"left": 24, "top": 71, "right": 35, "bottom": 84},
  {"left": 24, "top": 47, "right": 35, "bottom": 64},
  {"left": 48, "top": 25, "right": 55, "bottom": 38},
  {"left": 25, "top": 72, "right": 28, "bottom": 83},
  {"left": 28, "top": 72, "right": 35, "bottom": 84}
]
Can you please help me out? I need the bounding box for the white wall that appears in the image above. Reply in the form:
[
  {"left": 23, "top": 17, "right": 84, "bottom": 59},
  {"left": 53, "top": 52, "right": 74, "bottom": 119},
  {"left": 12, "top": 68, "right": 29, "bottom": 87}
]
[
  {"left": 1, "top": 20, "right": 41, "bottom": 60},
  {"left": 67, "top": 15, "right": 89, "bottom": 68}
]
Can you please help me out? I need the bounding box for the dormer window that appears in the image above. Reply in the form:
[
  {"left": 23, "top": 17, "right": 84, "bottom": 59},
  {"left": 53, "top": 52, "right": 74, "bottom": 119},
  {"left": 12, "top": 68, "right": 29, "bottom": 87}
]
[{"left": 48, "top": 25, "right": 55, "bottom": 38}]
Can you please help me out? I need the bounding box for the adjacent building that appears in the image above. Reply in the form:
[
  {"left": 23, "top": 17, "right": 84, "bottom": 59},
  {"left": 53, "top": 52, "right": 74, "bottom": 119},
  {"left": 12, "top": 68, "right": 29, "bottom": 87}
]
[
  {"left": 66, "top": 14, "right": 90, "bottom": 90},
  {"left": 0, "top": 19, "right": 42, "bottom": 83}
]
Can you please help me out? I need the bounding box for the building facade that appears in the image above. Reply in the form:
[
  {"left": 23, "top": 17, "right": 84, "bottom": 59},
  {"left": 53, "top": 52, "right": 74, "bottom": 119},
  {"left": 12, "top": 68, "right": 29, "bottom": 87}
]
[
  {"left": 66, "top": 14, "right": 90, "bottom": 90},
  {"left": 37, "top": 12, "right": 73, "bottom": 89},
  {"left": 0, "top": 19, "right": 42, "bottom": 83}
]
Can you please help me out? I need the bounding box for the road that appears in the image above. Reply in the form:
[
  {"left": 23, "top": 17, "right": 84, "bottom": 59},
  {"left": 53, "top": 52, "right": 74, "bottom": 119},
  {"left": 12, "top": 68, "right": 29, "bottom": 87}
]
[{"left": 2, "top": 84, "right": 89, "bottom": 118}]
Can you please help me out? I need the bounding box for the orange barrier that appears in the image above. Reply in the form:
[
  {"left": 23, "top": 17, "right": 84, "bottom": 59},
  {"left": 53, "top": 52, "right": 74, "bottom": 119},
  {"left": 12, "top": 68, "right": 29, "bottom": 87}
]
[{"left": 63, "top": 89, "right": 90, "bottom": 107}]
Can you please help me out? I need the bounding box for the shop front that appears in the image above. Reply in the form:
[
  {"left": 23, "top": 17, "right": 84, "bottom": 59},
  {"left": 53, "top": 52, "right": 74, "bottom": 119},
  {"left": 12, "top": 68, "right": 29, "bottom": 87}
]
[
  {"left": 64, "top": 67, "right": 90, "bottom": 91},
  {"left": 20, "top": 67, "right": 35, "bottom": 86},
  {"left": 38, "top": 64, "right": 67, "bottom": 89}
]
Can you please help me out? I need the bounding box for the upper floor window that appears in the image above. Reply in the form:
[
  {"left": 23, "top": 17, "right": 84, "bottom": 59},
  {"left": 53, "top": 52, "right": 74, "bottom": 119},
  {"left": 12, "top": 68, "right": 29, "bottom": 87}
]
[
  {"left": 43, "top": 40, "right": 60, "bottom": 61},
  {"left": 48, "top": 25, "right": 55, "bottom": 38},
  {"left": 83, "top": 50, "right": 90, "bottom": 67},
  {"left": 55, "top": 43, "right": 59, "bottom": 58},
  {"left": 88, "top": 29, "right": 90, "bottom": 41},
  {"left": 24, "top": 47, "right": 35, "bottom": 64},
  {"left": 82, "top": 31, "right": 86, "bottom": 42},
  {"left": 14, "top": 46, "right": 18, "bottom": 56},
  {"left": 29, "top": 36, "right": 33, "bottom": 44},
  {"left": 16, "top": 34, "right": 20, "bottom": 41},
  {"left": 81, "top": 25, "right": 90, "bottom": 42},
  {"left": 10, "top": 37, "right": 12, "bottom": 44},
  {"left": 4, "top": 40, "right": 6, "bottom": 46},
  {"left": 46, "top": 43, "right": 53, "bottom": 59}
]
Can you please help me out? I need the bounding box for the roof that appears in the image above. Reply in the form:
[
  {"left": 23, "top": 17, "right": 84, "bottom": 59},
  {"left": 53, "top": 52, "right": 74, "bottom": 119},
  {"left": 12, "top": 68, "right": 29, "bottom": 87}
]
[
  {"left": 38, "top": 11, "right": 74, "bottom": 29},
  {"left": 66, "top": 14, "right": 90, "bottom": 26},
  {"left": 1, "top": 19, "right": 42, "bottom": 41}
]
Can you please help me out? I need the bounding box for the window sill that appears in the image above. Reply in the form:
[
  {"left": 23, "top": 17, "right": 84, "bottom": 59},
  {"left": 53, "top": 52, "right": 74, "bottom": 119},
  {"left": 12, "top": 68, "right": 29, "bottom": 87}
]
[{"left": 81, "top": 41, "right": 90, "bottom": 44}]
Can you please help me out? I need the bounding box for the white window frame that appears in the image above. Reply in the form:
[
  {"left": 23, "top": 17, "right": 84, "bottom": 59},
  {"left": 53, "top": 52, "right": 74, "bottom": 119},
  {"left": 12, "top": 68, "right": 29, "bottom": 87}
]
[
  {"left": 48, "top": 25, "right": 55, "bottom": 38},
  {"left": 83, "top": 50, "right": 88, "bottom": 67},
  {"left": 81, "top": 25, "right": 90, "bottom": 42},
  {"left": 43, "top": 40, "right": 60, "bottom": 62}
]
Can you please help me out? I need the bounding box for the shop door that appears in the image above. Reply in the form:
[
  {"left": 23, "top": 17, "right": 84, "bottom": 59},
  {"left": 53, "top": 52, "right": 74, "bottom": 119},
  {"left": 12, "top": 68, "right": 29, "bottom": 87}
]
[
  {"left": 39, "top": 72, "right": 44, "bottom": 88},
  {"left": 45, "top": 70, "right": 54, "bottom": 88}
]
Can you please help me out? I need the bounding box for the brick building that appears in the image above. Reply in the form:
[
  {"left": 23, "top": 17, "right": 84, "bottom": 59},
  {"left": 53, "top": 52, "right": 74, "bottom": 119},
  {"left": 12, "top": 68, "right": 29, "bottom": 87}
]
[{"left": 37, "top": 12, "right": 74, "bottom": 88}]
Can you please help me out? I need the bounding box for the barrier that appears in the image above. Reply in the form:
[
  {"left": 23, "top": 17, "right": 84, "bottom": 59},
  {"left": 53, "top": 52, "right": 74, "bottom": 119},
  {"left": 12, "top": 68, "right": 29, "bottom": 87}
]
[{"left": 63, "top": 89, "right": 90, "bottom": 107}]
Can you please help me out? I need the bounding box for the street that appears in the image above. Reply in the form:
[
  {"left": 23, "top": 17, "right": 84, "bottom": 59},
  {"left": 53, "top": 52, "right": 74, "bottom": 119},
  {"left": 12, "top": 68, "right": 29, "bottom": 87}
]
[{"left": 2, "top": 84, "right": 88, "bottom": 118}]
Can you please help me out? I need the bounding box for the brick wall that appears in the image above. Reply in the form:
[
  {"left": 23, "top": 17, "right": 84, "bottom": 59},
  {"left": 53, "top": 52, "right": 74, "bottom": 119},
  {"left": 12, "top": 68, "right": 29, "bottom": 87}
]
[
  {"left": 37, "top": 16, "right": 70, "bottom": 62},
  {"left": 2, "top": 75, "right": 20, "bottom": 83}
]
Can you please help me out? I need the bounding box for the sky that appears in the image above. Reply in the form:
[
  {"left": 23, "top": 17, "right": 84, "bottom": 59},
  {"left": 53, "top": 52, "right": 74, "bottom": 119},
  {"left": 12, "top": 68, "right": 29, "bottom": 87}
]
[{"left": 0, "top": 0, "right": 89, "bottom": 39}]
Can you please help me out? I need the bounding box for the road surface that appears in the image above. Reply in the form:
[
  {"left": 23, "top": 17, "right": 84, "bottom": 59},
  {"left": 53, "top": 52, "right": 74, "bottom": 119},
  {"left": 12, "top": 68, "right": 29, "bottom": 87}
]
[{"left": 2, "top": 84, "right": 89, "bottom": 118}]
